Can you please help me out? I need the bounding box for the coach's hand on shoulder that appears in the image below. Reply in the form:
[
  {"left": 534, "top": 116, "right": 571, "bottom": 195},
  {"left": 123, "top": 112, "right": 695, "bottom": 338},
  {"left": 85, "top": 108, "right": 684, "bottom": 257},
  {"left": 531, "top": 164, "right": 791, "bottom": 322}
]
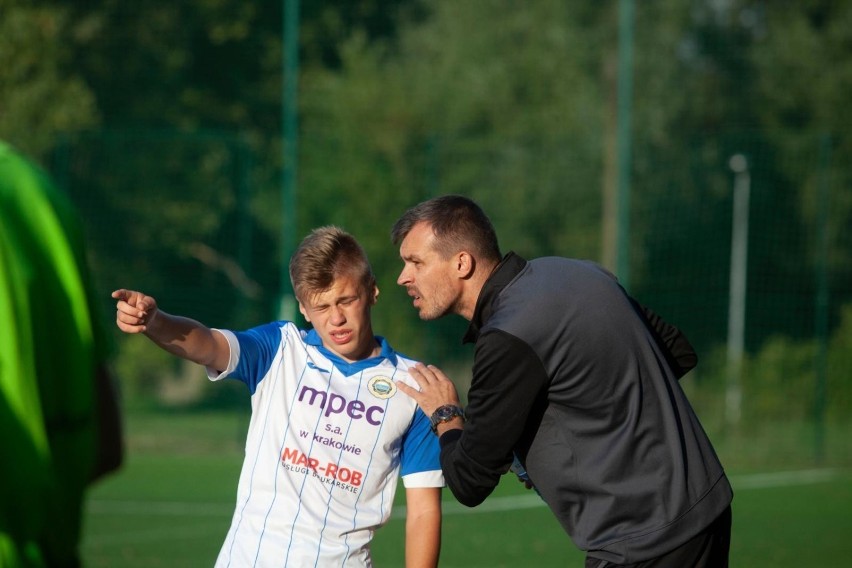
[
  {"left": 112, "top": 289, "right": 160, "bottom": 334},
  {"left": 398, "top": 363, "right": 461, "bottom": 418}
]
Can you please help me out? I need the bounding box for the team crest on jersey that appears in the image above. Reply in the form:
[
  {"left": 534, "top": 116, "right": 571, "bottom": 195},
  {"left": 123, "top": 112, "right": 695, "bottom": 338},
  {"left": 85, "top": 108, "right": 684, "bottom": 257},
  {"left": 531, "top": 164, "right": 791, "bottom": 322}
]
[{"left": 367, "top": 376, "right": 396, "bottom": 399}]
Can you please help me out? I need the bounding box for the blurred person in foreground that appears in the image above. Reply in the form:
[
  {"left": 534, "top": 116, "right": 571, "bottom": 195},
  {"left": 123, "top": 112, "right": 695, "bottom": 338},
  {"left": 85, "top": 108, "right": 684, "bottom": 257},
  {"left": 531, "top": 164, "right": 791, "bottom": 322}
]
[
  {"left": 391, "top": 195, "right": 733, "bottom": 568},
  {"left": 0, "top": 140, "right": 124, "bottom": 567},
  {"left": 112, "top": 226, "right": 443, "bottom": 567}
]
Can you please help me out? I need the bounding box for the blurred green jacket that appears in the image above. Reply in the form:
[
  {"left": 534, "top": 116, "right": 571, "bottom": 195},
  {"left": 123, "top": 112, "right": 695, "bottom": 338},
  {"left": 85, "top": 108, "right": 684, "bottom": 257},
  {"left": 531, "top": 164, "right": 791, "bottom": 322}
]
[{"left": 0, "top": 140, "right": 112, "bottom": 567}]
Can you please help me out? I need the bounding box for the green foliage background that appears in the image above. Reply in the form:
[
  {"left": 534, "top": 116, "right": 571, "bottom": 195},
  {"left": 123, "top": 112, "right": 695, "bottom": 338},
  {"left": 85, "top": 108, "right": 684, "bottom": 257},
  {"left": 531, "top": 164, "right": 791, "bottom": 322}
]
[{"left": 2, "top": 0, "right": 851, "bottom": 467}]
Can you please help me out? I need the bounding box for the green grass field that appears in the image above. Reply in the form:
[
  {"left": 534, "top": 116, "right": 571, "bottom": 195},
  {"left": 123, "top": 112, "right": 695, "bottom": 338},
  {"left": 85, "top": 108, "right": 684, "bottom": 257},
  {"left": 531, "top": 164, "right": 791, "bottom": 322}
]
[{"left": 81, "top": 410, "right": 852, "bottom": 567}]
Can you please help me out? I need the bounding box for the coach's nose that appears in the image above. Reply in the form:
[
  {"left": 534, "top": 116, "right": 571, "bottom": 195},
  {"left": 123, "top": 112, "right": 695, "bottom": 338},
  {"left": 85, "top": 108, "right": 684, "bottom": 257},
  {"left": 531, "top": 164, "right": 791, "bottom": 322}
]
[{"left": 397, "top": 265, "right": 412, "bottom": 286}]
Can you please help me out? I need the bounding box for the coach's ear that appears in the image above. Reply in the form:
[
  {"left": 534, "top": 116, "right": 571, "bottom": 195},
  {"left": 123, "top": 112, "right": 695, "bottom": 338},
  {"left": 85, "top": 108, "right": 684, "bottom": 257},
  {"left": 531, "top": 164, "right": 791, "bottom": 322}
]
[{"left": 457, "top": 251, "right": 475, "bottom": 280}]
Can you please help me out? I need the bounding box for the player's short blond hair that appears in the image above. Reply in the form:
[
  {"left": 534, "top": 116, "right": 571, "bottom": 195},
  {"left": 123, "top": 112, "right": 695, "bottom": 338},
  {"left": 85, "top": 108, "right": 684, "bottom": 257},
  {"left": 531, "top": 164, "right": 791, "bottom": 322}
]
[{"left": 289, "top": 226, "right": 375, "bottom": 303}]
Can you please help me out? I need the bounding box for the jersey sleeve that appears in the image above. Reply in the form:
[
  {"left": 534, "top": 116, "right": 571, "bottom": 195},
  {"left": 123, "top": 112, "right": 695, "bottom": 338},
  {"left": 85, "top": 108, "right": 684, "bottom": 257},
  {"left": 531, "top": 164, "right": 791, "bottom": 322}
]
[
  {"left": 205, "top": 329, "right": 240, "bottom": 382},
  {"left": 399, "top": 407, "right": 444, "bottom": 488},
  {"left": 206, "top": 322, "right": 288, "bottom": 394}
]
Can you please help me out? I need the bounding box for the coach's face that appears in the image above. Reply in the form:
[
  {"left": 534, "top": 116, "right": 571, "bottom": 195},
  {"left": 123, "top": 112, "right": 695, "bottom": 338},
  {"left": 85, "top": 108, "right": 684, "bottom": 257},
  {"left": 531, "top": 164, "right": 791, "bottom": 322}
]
[
  {"left": 299, "top": 273, "right": 379, "bottom": 362},
  {"left": 397, "top": 221, "right": 461, "bottom": 321}
]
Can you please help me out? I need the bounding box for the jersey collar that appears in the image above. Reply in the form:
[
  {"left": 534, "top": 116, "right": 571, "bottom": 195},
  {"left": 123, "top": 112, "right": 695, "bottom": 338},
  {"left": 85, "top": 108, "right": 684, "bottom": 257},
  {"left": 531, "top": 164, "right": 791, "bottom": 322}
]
[{"left": 304, "top": 329, "right": 398, "bottom": 376}]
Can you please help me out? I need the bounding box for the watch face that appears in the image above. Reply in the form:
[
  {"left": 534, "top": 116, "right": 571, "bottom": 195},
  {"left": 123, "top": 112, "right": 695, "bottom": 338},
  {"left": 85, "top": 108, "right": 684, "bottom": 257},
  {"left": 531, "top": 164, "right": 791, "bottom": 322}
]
[
  {"left": 437, "top": 407, "right": 454, "bottom": 419},
  {"left": 430, "top": 405, "right": 463, "bottom": 432},
  {"left": 434, "top": 405, "right": 461, "bottom": 422}
]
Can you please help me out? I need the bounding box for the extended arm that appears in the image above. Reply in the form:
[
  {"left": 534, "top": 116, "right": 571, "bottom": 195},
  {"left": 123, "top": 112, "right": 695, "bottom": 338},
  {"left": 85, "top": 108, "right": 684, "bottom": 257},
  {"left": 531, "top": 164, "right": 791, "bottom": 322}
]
[
  {"left": 112, "top": 289, "right": 230, "bottom": 373},
  {"left": 404, "top": 486, "right": 442, "bottom": 568}
]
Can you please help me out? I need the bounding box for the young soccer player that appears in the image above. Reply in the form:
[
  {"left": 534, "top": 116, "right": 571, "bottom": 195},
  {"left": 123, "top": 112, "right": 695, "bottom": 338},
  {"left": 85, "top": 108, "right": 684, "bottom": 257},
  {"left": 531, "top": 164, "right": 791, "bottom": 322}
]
[{"left": 113, "top": 226, "right": 443, "bottom": 567}]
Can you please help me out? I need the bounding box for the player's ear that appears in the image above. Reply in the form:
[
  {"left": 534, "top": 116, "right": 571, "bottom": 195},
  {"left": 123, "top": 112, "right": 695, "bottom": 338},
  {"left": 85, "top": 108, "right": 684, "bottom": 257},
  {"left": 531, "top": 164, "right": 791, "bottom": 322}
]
[
  {"left": 298, "top": 302, "right": 311, "bottom": 323},
  {"left": 371, "top": 285, "right": 380, "bottom": 305}
]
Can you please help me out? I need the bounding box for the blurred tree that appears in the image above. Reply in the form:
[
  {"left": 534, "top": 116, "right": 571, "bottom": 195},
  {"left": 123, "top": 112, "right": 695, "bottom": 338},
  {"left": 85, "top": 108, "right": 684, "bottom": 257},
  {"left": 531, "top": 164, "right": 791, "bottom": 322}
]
[
  {"left": 749, "top": 0, "right": 852, "bottom": 309},
  {"left": 0, "top": 0, "right": 99, "bottom": 159},
  {"left": 48, "top": 0, "right": 428, "bottom": 327},
  {"left": 2, "top": 0, "right": 850, "bottom": 386},
  {"left": 301, "top": 0, "right": 426, "bottom": 68},
  {"left": 623, "top": 0, "right": 852, "bottom": 355},
  {"left": 298, "top": 0, "right": 610, "bottom": 359}
]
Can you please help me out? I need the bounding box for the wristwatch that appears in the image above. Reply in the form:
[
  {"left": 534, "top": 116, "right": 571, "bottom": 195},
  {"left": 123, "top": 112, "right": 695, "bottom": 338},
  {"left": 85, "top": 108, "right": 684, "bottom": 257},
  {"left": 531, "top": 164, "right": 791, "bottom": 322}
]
[{"left": 429, "top": 404, "right": 465, "bottom": 433}]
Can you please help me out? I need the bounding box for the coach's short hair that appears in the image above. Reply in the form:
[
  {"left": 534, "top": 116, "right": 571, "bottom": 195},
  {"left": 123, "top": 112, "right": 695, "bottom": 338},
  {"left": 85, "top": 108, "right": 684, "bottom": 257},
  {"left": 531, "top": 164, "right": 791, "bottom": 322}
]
[
  {"left": 290, "top": 226, "right": 375, "bottom": 303},
  {"left": 391, "top": 195, "right": 502, "bottom": 262}
]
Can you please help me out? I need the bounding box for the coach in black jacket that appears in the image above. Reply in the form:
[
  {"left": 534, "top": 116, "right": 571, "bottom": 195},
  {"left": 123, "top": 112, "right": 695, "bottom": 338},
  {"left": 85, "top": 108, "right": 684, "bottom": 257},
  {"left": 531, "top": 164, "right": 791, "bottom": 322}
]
[{"left": 392, "top": 195, "right": 732, "bottom": 567}]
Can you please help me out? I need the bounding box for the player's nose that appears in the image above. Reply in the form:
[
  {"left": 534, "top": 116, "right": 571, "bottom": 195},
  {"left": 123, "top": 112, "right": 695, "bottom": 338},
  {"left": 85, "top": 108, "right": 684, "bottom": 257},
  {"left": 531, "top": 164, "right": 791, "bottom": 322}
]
[{"left": 330, "top": 306, "right": 346, "bottom": 325}]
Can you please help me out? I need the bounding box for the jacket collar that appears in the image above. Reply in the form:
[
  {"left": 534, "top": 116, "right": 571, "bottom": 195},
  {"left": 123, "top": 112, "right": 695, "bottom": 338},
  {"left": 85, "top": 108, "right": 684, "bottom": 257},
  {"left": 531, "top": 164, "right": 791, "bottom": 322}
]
[{"left": 463, "top": 252, "right": 528, "bottom": 344}]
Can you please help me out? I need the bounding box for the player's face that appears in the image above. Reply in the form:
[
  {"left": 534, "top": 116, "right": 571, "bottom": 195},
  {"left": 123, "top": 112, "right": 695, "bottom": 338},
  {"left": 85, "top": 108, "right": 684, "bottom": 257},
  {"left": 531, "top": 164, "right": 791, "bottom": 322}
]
[
  {"left": 299, "top": 273, "right": 379, "bottom": 362},
  {"left": 396, "top": 221, "right": 461, "bottom": 321}
]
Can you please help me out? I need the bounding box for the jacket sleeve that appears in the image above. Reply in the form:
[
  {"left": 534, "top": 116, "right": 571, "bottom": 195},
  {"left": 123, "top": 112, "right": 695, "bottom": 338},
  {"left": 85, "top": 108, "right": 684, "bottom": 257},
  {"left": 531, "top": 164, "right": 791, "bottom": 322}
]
[
  {"left": 438, "top": 330, "right": 549, "bottom": 507},
  {"left": 630, "top": 298, "right": 698, "bottom": 379}
]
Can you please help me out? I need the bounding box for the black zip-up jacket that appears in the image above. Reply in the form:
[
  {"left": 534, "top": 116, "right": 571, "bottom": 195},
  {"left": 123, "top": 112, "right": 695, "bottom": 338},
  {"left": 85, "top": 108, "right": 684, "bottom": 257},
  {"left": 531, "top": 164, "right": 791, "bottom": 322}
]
[{"left": 439, "top": 253, "right": 733, "bottom": 563}]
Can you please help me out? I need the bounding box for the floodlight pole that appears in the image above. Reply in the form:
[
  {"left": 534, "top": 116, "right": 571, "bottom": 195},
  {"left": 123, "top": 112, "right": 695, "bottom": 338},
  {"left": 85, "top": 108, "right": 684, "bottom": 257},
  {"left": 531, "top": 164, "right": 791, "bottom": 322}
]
[
  {"left": 726, "top": 154, "right": 750, "bottom": 427},
  {"left": 279, "top": 0, "right": 299, "bottom": 321}
]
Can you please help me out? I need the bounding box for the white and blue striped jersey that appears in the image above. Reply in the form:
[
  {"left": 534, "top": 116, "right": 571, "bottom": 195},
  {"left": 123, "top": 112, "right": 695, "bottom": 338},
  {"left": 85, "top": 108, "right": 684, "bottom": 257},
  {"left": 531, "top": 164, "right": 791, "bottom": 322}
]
[{"left": 207, "top": 321, "right": 443, "bottom": 567}]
